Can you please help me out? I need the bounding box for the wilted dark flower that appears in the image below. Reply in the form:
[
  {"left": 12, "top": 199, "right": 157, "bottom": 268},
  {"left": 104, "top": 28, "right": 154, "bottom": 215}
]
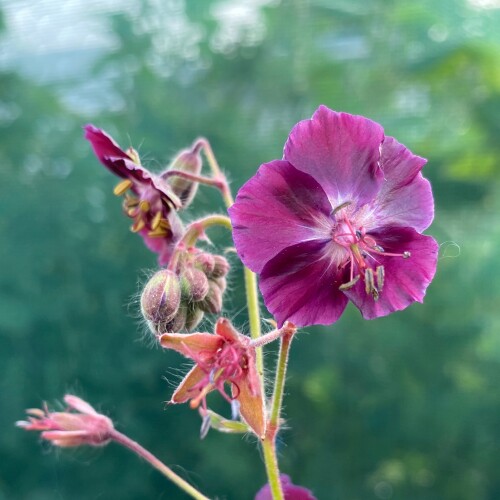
[
  {"left": 160, "top": 318, "right": 265, "bottom": 438},
  {"left": 84, "top": 124, "right": 184, "bottom": 265},
  {"left": 16, "top": 395, "right": 114, "bottom": 448},
  {"left": 229, "top": 105, "right": 438, "bottom": 327}
]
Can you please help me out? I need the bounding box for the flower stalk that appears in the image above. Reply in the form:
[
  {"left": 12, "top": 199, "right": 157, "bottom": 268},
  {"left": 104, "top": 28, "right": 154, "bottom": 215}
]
[{"left": 109, "top": 429, "right": 210, "bottom": 500}]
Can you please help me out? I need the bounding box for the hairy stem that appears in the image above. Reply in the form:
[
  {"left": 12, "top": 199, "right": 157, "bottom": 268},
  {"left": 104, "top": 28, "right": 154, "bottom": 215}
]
[
  {"left": 263, "top": 329, "right": 295, "bottom": 500},
  {"left": 168, "top": 214, "right": 232, "bottom": 272},
  {"left": 162, "top": 169, "right": 227, "bottom": 192},
  {"left": 199, "top": 138, "right": 234, "bottom": 208},
  {"left": 110, "top": 429, "right": 210, "bottom": 500}
]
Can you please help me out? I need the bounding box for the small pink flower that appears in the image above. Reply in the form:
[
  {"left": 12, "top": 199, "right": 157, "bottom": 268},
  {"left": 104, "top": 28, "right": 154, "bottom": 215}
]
[
  {"left": 255, "top": 474, "right": 317, "bottom": 500},
  {"left": 160, "top": 317, "right": 265, "bottom": 438},
  {"left": 84, "top": 124, "right": 184, "bottom": 265},
  {"left": 16, "top": 395, "right": 114, "bottom": 448}
]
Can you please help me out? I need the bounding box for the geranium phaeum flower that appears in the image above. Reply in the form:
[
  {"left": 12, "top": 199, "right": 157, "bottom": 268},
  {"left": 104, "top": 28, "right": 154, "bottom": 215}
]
[
  {"left": 159, "top": 317, "right": 265, "bottom": 438},
  {"left": 255, "top": 474, "right": 317, "bottom": 500},
  {"left": 84, "top": 124, "right": 184, "bottom": 265},
  {"left": 16, "top": 395, "right": 114, "bottom": 448},
  {"left": 229, "top": 106, "right": 438, "bottom": 327}
]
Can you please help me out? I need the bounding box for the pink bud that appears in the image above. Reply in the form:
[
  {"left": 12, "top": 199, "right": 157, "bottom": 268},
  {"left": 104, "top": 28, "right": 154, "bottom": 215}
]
[
  {"left": 181, "top": 267, "right": 210, "bottom": 302},
  {"left": 163, "top": 141, "right": 203, "bottom": 208},
  {"left": 141, "top": 270, "right": 181, "bottom": 334}
]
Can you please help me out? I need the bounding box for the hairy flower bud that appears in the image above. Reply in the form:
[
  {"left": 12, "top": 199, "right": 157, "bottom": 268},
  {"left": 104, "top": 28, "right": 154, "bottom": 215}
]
[
  {"left": 141, "top": 270, "right": 181, "bottom": 334},
  {"left": 185, "top": 305, "right": 204, "bottom": 332},
  {"left": 181, "top": 267, "right": 210, "bottom": 302},
  {"left": 193, "top": 251, "right": 215, "bottom": 275},
  {"left": 162, "top": 305, "right": 187, "bottom": 333},
  {"left": 163, "top": 141, "right": 203, "bottom": 209},
  {"left": 199, "top": 283, "right": 223, "bottom": 314},
  {"left": 210, "top": 255, "right": 230, "bottom": 278}
]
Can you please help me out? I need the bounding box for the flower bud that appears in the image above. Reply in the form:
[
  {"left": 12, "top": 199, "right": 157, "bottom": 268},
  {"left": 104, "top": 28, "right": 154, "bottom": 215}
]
[
  {"left": 211, "top": 276, "right": 227, "bottom": 293},
  {"left": 199, "top": 283, "right": 223, "bottom": 314},
  {"left": 162, "top": 305, "right": 187, "bottom": 333},
  {"left": 141, "top": 270, "right": 181, "bottom": 334},
  {"left": 181, "top": 267, "right": 210, "bottom": 302},
  {"left": 193, "top": 251, "right": 215, "bottom": 275},
  {"left": 163, "top": 142, "right": 202, "bottom": 209},
  {"left": 210, "top": 255, "right": 230, "bottom": 278},
  {"left": 185, "top": 305, "right": 204, "bottom": 332}
]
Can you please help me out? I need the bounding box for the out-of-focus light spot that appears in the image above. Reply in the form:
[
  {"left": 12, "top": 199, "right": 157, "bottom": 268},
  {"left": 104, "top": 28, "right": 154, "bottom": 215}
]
[
  {"left": 428, "top": 24, "right": 449, "bottom": 42},
  {"left": 468, "top": 0, "right": 500, "bottom": 8},
  {"left": 374, "top": 481, "right": 393, "bottom": 500}
]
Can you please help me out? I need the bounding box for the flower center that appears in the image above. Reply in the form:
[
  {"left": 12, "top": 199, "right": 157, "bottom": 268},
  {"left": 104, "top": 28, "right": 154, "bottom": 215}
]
[
  {"left": 113, "top": 180, "right": 172, "bottom": 238},
  {"left": 332, "top": 202, "right": 410, "bottom": 300},
  {"left": 188, "top": 341, "right": 247, "bottom": 412}
]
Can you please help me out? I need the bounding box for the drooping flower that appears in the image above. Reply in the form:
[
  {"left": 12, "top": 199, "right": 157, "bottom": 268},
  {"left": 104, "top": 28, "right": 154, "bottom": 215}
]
[
  {"left": 255, "top": 474, "right": 317, "bottom": 500},
  {"left": 16, "top": 395, "right": 114, "bottom": 448},
  {"left": 229, "top": 105, "right": 438, "bottom": 327},
  {"left": 84, "top": 124, "right": 185, "bottom": 265},
  {"left": 159, "top": 317, "right": 265, "bottom": 438}
]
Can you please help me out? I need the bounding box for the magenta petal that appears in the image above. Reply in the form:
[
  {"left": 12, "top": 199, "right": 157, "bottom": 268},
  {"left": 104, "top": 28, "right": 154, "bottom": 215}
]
[
  {"left": 259, "top": 240, "right": 349, "bottom": 327},
  {"left": 84, "top": 124, "right": 129, "bottom": 163},
  {"left": 371, "top": 136, "right": 434, "bottom": 232},
  {"left": 84, "top": 125, "right": 136, "bottom": 177},
  {"left": 343, "top": 227, "right": 438, "bottom": 319},
  {"left": 229, "top": 160, "right": 333, "bottom": 273},
  {"left": 283, "top": 106, "right": 384, "bottom": 205}
]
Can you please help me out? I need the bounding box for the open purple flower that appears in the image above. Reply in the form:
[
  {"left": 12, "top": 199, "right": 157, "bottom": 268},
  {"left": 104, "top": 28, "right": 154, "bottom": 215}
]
[
  {"left": 84, "top": 125, "right": 184, "bottom": 265},
  {"left": 229, "top": 106, "right": 438, "bottom": 327}
]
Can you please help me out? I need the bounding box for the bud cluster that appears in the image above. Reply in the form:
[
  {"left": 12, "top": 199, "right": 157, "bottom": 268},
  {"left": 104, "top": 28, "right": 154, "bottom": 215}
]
[{"left": 140, "top": 249, "right": 230, "bottom": 335}]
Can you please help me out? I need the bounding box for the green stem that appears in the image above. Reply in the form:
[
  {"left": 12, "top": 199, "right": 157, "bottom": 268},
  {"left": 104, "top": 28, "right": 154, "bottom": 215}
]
[
  {"left": 269, "top": 329, "right": 294, "bottom": 428},
  {"left": 201, "top": 140, "right": 286, "bottom": 499},
  {"left": 110, "top": 429, "right": 210, "bottom": 500},
  {"left": 263, "top": 329, "right": 295, "bottom": 500}
]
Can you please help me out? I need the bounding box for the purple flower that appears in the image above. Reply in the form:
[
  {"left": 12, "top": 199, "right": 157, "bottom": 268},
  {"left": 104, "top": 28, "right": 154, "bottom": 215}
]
[
  {"left": 229, "top": 106, "right": 438, "bottom": 327},
  {"left": 255, "top": 474, "right": 316, "bottom": 500},
  {"left": 84, "top": 124, "right": 184, "bottom": 265}
]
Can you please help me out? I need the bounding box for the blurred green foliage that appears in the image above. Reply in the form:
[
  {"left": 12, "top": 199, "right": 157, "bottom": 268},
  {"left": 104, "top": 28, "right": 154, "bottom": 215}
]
[{"left": 1, "top": 0, "right": 500, "bottom": 498}]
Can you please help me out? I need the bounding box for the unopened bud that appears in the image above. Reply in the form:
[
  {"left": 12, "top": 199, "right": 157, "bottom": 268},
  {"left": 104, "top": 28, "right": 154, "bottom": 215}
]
[
  {"left": 211, "top": 276, "right": 227, "bottom": 293},
  {"left": 163, "top": 142, "right": 203, "bottom": 209},
  {"left": 141, "top": 270, "right": 181, "bottom": 334},
  {"left": 199, "top": 283, "right": 223, "bottom": 314},
  {"left": 193, "top": 251, "right": 215, "bottom": 275},
  {"left": 181, "top": 267, "right": 210, "bottom": 302},
  {"left": 210, "top": 255, "right": 230, "bottom": 278},
  {"left": 162, "top": 305, "right": 187, "bottom": 333},
  {"left": 185, "top": 305, "right": 204, "bottom": 331}
]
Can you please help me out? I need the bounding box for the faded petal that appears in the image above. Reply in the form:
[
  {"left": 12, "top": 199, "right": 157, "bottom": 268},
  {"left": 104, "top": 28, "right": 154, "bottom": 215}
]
[
  {"left": 159, "top": 332, "right": 222, "bottom": 361},
  {"left": 215, "top": 317, "right": 244, "bottom": 344},
  {"left": 171, "top": 365, "right": 208, "bottom": 404},
  {"left": 260, "top": 240, "right": 349, "bottom": 327},
  {"left": 64, "top": 395, "right": 99, "bottom": 416},
  {"left": 284, "top": 106, "right": 384, "bottom": 205},
  {"left": 371, "top": 136, "right": 434, "bottom": 232},
  {"left": 343, "top": 227, "right": 439, "bottom": 319},
  {"left": 229, "top": 160, "right": 332, "bottom": 273},
  {"left": 233, "top": 375, "right": 265, "bottom": 439}
]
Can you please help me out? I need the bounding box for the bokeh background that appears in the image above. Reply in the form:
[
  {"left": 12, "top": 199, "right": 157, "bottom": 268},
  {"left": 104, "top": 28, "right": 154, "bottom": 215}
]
[{"left": 1, "top": 0, "right": 500, "bottom": 498}]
